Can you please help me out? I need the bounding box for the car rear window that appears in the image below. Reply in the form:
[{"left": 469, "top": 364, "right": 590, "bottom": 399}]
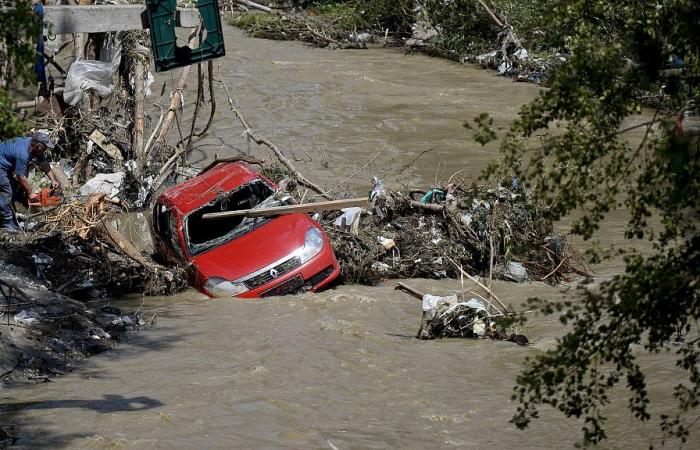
[{"left": 185, "top": 179, "right": 277, "bottom": 256}]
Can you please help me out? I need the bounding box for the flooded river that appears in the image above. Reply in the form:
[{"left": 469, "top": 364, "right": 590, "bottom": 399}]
[{"left": 2, "top": 26, "right": 696, "bottom": 449}]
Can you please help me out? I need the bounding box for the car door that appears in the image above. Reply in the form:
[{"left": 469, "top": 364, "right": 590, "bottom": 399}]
[{"left": 151, "top": 202, "right": 185, "bottom": 266}]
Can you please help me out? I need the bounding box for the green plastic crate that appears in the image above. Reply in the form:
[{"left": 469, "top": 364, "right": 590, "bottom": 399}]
[{"left": 146, "top": 0, "right": 226, "bottom": 72}]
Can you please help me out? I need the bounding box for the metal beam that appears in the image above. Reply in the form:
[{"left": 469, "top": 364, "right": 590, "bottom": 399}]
[{"left": 42, "top": 5, "right": 200, "bottom": 34}]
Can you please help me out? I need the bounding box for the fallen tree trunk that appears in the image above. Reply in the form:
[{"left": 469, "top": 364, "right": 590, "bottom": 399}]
[
  {"left": 132, "top": 59, "right": 146, "bottom": 160},
  {"left": 236, "top": 0, "right": 273, "bottom": 13}
]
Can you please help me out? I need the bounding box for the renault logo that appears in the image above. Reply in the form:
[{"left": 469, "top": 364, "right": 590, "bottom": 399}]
[{"left": 269, "top": 268, "right": 279, "bottom": 279}]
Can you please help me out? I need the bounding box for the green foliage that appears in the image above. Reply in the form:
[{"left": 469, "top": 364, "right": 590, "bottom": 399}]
[
  {"left": 350, "top": 0, "right": 414, "bottom": 34},
  {"left": 228, "top": 12, "right": 285, "bottom": 38},
  {"left": 0, "top": 0, "right": 39, "bottom": 140},
  {"left": 311, "top": 2, "right": 357, "bottom": 30},
  {"left": 464, "top": 112, "right": 497, "bottom": 146},
  {"left": 482, "top": 0, "right": 700, "bottom": 445},
  {"left": 0, "top": 90, "right": 25, "bottom": 141},
  {"left": 422, "top": 0, "right": 500, "bottom": 53},
  {"left": 1, "top": 0, "right": 40, "bottom": 86}
]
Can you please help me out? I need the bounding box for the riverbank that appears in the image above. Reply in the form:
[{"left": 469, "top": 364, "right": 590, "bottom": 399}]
[
  {"left": 0, "top": 264, "right": 148, "bottom": 387},
  {"left": 227, "top": 1, "right": 563, "bottom": 84},
  {"left": 0, "top": 204, "right": 182, "bottom": 386}
]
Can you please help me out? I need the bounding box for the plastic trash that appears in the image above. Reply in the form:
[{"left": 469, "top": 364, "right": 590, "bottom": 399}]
[
  {"left": 472, "top": 319, "right": 486, "bottom": 336},
  {"left": 80, "top": 172, "right": 125, "bottom": 199},
  {"left": 371, "top": 261, "right": 390, "bottom": 273},
  {"left": 369, "top": 177, "right": 386, "bottom": 200},
  {"left": 14, "top": 310, "right": 39, "bottom": 326},
  {"left": 333, "top": 207, "right": 362, "bottom": 227},
  {"left": 32, "top": 253, "right": 53, "bottom": 279},
  {"left": 369, "top": 177, "right": 395, "bottom": 219},
  {"left": 499, "top": 261, "right": 529, "bottom": 282},
  {"left": 349, "top": 32, "right": 371, "bottom": 43},
  {"left": 421, "top": 189, "right": 445, "bottom": 204},
  {"left": 63, "top": 39, "right": 121, "bottom": 105},
  {"left": 513, "top": 48, "right": 529, "bottom": 60},
  {"left": 377, "top": 236, "right": 395, "bottom": 250}
]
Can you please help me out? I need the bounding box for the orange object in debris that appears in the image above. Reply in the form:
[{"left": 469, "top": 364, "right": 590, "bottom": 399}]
[{"left": 29, "top": 188, "right": 62, "bottom": 207}]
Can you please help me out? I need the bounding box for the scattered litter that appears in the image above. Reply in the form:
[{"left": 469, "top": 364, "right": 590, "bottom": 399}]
[
  {"left": 395, "top": 282, "right": 529, "bottom": 344},
  {"left": 14, "top": 310, "right": 39, "bottom": 326},
  {"left": 333, "top": 207, "right": 362, "bottom": 234},
  {"left": 371, "top": 261, "right": 390, "bottom": 273},
  {"left": 80, "top": 172, "right": 125, "bottom": 199},
  {"left": 377, "top": 236, "right": 395, "bottom": 250},
  {"left": 497, "top": 261, "right": 529, "bottom": 283},
  {"left": 31, "top": 253, "right": 53, "bottom": 279},
  {"left": 321, "top": 179, "right": 588, "bottom": 286},
  {"left": 63, "top": 38, "right": 122, "bottom": 105}
]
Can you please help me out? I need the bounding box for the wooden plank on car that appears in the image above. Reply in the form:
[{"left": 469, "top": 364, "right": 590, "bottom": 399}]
[
  {"left": 202, "top": 197, "right": 368, "bottom": 220},
  {"left": 42, "top": 5, "right": 200, "bottom": 34}
]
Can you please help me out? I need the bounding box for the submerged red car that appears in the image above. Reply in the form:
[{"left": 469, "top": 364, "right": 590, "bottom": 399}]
[{"left": 149, "top": 161, "right": 340, "bottom": 298}]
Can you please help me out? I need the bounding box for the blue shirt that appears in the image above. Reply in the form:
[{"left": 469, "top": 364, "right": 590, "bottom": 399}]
[
  {"left": 0, "top": 137, "right": 46, "bottom": 177},
  {"left": 0, "top": 137, "right": 32, "bottom": 177}
]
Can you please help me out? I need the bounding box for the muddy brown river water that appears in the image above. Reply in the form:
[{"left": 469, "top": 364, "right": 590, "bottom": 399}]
[{"left": 2, "top": 26, "right": 697, "bottom": 449}]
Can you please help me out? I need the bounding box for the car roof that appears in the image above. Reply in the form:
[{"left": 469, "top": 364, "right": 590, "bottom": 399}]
[{"left": 158, "top": 162, "right": 269, "bottom": 213}]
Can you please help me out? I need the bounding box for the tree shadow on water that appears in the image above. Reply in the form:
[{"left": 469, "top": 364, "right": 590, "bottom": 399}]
[
  {"left": 0, "top": 394, "right": 163, "bottom": 448},
  {"left": 2, "top": 394, "right": 164, "bottom": 414}
]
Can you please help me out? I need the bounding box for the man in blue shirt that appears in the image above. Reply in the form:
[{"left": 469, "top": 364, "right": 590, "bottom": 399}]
[{"left": 0, "top": 132, "right": 61, "bottom": 231}]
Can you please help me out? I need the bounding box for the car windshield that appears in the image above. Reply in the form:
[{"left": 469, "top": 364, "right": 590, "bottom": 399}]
[{"left": 185, "top": 179, "right": 279, "bottom": 256}]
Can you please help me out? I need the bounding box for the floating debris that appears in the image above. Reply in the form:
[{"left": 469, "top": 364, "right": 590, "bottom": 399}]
[{"left": 395, "top": 282, "right": 528, "bottom": 344}]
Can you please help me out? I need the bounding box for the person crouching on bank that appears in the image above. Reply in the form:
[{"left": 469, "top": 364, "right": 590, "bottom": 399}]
[{"left": 0, "top": 132, "right": 61, "bottom": 232}]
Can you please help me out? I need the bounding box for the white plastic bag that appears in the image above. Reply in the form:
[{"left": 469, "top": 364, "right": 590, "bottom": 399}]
[{"left": 63, "top": 40, "right": 122, "bottom": 105}]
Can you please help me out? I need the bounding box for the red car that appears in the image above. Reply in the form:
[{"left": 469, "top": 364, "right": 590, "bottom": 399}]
[{"left": 149, "top": 161, "right": 340, "bottom": 298}]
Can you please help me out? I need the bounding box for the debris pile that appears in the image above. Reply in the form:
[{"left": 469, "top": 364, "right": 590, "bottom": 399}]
[
  {"left": 0, "top": 279, "right": 150, "bottom": 385},
  {"left": 320, "top": 178, "right": 588, "bottom": 285},
  {"left": 2, "top": 194, "right": 187, "bottom": 299},
  {"left": 395, "top": 282, "right": 528, "bottom": 344},
  {"left": 228, "top": 12, "right": 368, "bottom": 49}
]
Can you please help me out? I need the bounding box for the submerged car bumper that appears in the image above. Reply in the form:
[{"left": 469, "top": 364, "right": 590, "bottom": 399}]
[
  {"left": 238, "top": 249, "right": 339, "bottom": 298},
  {"left": 201, "top": 247, "right": 340, "bottom": 299}
]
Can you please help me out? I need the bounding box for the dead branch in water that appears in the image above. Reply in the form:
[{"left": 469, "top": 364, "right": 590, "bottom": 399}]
[
  {"left": 217, "top": 69, "right": 332, "bottom": 200},
  {"left": 194, "top": 60, "right": 216, "bottom": 137},
  {"left": 445, "top": 256, "right": 510, "bottom": 313}
]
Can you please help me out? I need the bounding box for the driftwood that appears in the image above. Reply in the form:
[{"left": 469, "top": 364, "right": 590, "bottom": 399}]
[
  {"left": 477, "top": 0, "right": 504, "bottom": 27},
  {"left": 193, "top": 60, "right": 216, "bottom": 138},
  {"left": 142, "top": 25, "right": 201, "bottom": 170},
  {"left": 202, "top": 197, "right": 368, "bottom": 220},
  {"left": 394, "top": 282, "right": 425, "bottom": 300},
  {"left": 132, "top": 59, "right": 146, "bottom": 159},
  {"left": 99, "top": 221, "right": 152, "bottom": 268},
  {"left": 445, "top": 255, "right": 510, "bottom": 313},
  {"left": 236, "top": 0, "right": 273, "bottom": 14},
  {"left": 0, "top": 279, "right": 33, "bottom": 303},
  {"left": 198, "top": 156, "right": 265, "bottom": 173},
  {"left": 144, "top": 64, "right": 191, "bottom": 167},
  {"left": 408, "top": 200, "right": 444, "bottom": 212},
  {"left": 89, "top": 129, "right": 123, "bottom": 160}
]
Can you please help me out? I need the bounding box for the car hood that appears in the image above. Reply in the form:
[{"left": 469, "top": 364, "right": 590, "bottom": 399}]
[{"left": 191, "top": 213, "right": 315, "bottom": 281}]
